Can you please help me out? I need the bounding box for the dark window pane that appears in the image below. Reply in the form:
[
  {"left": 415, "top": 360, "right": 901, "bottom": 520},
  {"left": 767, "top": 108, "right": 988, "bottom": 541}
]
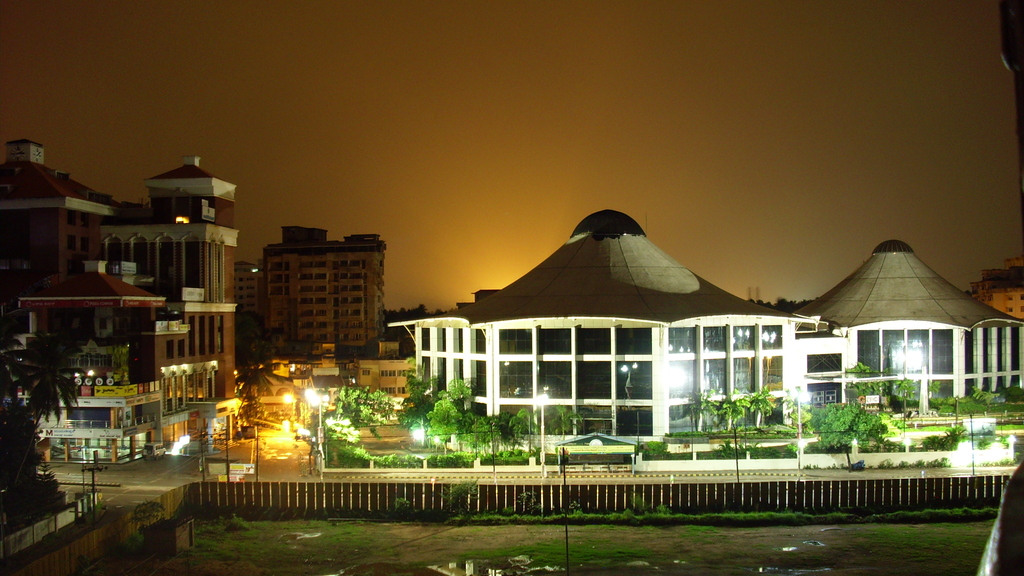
[
  {"left": 577, "top": 328, "right": 610, "bottom": 355},
  {"left": 964, "top": 330, "right": 975, "bottom": 374},
  {"left": 472, "top": 360, "right": 487, "bottom": 396},
  {"left": 857, "top": 330, "right": 880, "bottom": 371},
  {"left": 577, "top": 361, "right": 611, "bottom": 399},
  {"left": 453, "top": 329, "right": 463, "bottom": 353},
  {"left": 538, "top": 361, "right": 572, "bottom": 399},
  {"left": 982, "top": 329, "right": 990, "bottom": 373},
  {"left": 668, "top": 327, "right": 696, "bottom": 354},
  {"left": 421, "top": 356, "right": 431, "bottom": 380},
  {"left": 668, "top": 360, "right": 697, "bottom": 399},
  {"left": 616, "top": 328, "right": 652, "bottom": 355},
  {"left": 437, "top": 360, "right": 447, "bottom": 392},
  {"left": 616, "top": 361, "right": 652, "bottom": 399},
  {"left": 1014, "top": 328, "right": 1021, "bottom": 371},
  {"left": 732, "top": 326, "right": 754, "bottom": 351},
  {"left": 421, "top": 328, "right": 431, "bottom": 351},
  {"left": 539, "top": 328, "right": 571, "bottom": 355},
  {"left": 473, "top": 329, "right": 486, "bottom": 353},
  {"left": 998, "top": 328, "right": 1005, "bottom": 371},
  {"left": 499, "top": 361, "right": 533, "bottom": 398},
  {"left": 807, "top": 353, "right": 842, "bottom": 373},
  {"left": 704, "top": 359, "right": 726, "bottom": 394},
  {"left": 499, "top": 329, "right": 532, "bottom": 354},
  {"left": 616, "top": 407, "right": 652, "bottom": 436},
  {"left": 438, "top": 329, "right": 447, "bottom": 352},
  {"left": 930, "top": 379, "right": 954, "bottom": 399},
  {"left": 931, "top": 330, "right": 953, "bottom": 374},
  {"left": 453, "top": 358, "right": 464, "bottom": 382},
  {"left": 703, "top": 327, "right": 725, "bottom": 352}
]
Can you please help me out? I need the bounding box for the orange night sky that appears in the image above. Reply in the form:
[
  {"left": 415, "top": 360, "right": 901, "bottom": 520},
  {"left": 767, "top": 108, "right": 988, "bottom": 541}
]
[{"left": 1, "top": 1, "right": 1018, "bottom": 310}]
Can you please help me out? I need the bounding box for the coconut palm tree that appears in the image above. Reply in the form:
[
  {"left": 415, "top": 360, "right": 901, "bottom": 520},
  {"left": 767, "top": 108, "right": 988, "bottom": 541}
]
[
  {"left": 746, "top": 388, "right": 778, "bottom": 428},
  {"left": 0, "top": 313, "right": 27, "bottom": 400},
  {"left": 22, "top": 332, "right": 81, "bottom": 424}
]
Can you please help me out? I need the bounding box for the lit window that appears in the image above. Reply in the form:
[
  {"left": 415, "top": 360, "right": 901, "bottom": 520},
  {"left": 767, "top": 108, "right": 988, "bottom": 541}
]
[{"left": 175, "top": 216, "right": 190, "bottom": 223}]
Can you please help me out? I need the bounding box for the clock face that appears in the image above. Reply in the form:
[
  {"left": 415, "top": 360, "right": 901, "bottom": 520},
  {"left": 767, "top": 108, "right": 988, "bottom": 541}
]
[
  {"left": 10, "top": 146, "right": 25, "bottom": 161},
  {"left": 31, "top": 147, "right": 42, "bottom": 162}
]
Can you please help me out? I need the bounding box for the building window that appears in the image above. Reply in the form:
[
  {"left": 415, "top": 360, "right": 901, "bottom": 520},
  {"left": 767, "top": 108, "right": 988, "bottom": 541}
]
[
  {"left": 80, "top": 212, "right": 88, "bottom": 226},
  {"left": 499, "top": 361, "right": 533, "bottom": 398},
  {"left": 473, "top": 329, "right": 486, "bottom": 353},
  {"left": 703, "top": 359, "right": 726, "bottom": 394},
  {"left": 453, "top": 329, "right": 464, "bottom": 353},
  {"left": 438, "top": 328, "right": 447, "bottom": 352},
  {"left": 499, "top": 329, "right": 532, "bottom": 354},
  {"left": 67, "top": 210, "right": 76, "bottom": 225},
  {"left": 882, "top": 330, "right": 904, "bottom": 373},
  {"left": 178, "top": 339, "right": 185, "bottom": 357},
  {"left": 761, "top": 326, "right": 782, "bottom": 350},
  {"left": 616, "top": 361, "right": 652, "bottom": 399},
  {"left": 762, "top": 356, "right": 783, "bottom": 389},
  {"left": 453, "top": 358, "right": 464, "bottom": 382},
  {"left": 667, "top": 360, "right": 696, "bottom": 399},
  {"left": 576, "top": 361, "right": 611, "bottom": 399},
  {"left": 67, "top": 235, "right": 76, "bottom": 250},
  {"left": 539, "top": 328, "right": 571, "bottom": 355},
  {"left": 807, "top": 353, "right": 842, "bottom": 374},
  {"left": 421, "top": 328, "right": 430, "bottom": 351},
  {"left": 733, "top": 357, "right": 755, "bottom": 393},
  {"left": 166, "top": 340, "right": 174, "bottom": 359},
  {"left": 703, "top": 327, "right": 726, "bottom": 352},
  {"left": 857, "top": 330, "right": 880, "bottom": 372},
  {"left": 732, "top": 326, "right": 754, "bottom": 352},
  {"left": 907, "top": 330, "right": 929, "bottom": 373},
  {"left": 616, "top": 407, "right": 652, "bottom": 436},
  {"left": 577, "top": 328, "right": 610, "bottom": 355},
  {"left": 538, "top": 361, "right": 572, "bottom": 399},
  {"left": 472, "top": 360, "right": 487, "bottom": 396},
  {"left": 668, "top": 327, "right": 696, "bottom": 354},
  {"left": 616, "top": 328, "right": 652, "bottom": 355}
]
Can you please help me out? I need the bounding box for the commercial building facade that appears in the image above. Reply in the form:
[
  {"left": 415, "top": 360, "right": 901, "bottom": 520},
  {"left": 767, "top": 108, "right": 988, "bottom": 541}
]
[{"left": 399, "top": 211, "right": 1024, "bottom": 438}]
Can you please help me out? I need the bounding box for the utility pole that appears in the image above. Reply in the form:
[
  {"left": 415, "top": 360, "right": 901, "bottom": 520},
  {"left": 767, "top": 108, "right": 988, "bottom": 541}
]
[{"left": 83, "top": 451, "right": 107, "bottom": 523}]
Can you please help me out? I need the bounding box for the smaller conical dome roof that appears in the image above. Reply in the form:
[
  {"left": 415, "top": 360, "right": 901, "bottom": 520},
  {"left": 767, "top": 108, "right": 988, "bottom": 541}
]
[{"left": 798, "top": 240, "right": 1017, "bottom": 328}]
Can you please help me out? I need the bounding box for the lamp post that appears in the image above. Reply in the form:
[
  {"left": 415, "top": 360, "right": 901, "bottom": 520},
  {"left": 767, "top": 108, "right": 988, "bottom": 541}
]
[
  {"left": 793, "top": 387, "right": 809, "bottom": 471},
  {"left": 537, "top": 393, "right": 549, "bottom": 479},
  {"left": 305, "top": 388, "right": 326, "bottom": 481}
]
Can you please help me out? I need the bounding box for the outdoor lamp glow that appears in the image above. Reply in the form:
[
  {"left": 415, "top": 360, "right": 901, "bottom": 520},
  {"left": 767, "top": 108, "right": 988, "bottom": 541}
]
[
  {"left": 304, "top": 388, "right": 321, "bottom": 406},
  {"left": 412, "top": 428, "right": 425, "bottom": 442},
  {"left": 283, "top": 393, "right": 294, "bottom": 404}
]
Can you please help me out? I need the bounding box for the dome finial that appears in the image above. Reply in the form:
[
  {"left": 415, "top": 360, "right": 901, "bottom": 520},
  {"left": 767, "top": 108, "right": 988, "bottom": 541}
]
[{"left": 571, "top": 210, "right": 645, "bottom": 239}]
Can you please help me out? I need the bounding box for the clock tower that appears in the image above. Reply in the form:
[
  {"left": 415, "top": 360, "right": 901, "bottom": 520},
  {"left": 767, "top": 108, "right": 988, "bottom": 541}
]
[{"left": 5, "top": 139, "right": 44, "bottom": 163}]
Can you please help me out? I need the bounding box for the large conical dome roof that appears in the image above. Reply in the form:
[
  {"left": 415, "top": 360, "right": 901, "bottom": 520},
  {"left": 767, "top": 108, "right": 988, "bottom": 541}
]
[
  {"left": 797, "top": 240, "right": 1017, "bottom": 328},
  {"left": 448, "top": 210, "right": 790, "bottom": 324}
]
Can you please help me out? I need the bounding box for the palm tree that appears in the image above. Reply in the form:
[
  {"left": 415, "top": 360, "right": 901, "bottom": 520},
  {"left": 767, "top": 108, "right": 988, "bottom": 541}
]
[
  {"left": 0, "top": 313, "right": 27, "bottom": 400},
  {"left": 14, "top": 332, "right": 81, "bottom": 481},
  {"left": 234, "top": 338, "right": 284, "bottom": 426},
  {"left": 22, "top": 333, "right": 81, "bottom": 424},
  {"left": 747, "top": 388, "right": 778, "bottom": 428}
]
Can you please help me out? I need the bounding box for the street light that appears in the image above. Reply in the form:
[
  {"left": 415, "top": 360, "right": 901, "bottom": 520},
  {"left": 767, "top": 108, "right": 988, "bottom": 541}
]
[
  {"left": 792, "top": 387, "right": 810, "bottom": 471},
  {"left": 304, "top": 388, "right": 328, "bottom": 481},
  {"left": 537, "top": 393, "right": 549, "bottom": 479}
]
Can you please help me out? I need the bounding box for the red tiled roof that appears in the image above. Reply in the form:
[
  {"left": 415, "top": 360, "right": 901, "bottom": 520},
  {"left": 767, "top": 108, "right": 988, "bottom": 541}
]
[
  {"left": 26, "top": 272, "right": 162, "bottom": 300},
  {"left": 147, "top": 164, "right": 217, "bottom": 180},
  {"left": 0, "top": 161, "right": 92, "bottom": 201}
]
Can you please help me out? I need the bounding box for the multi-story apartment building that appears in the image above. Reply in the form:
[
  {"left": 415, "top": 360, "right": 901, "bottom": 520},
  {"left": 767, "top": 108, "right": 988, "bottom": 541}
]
[
  {"left": 971, "top": 256, "right": 1024, "bottom": 320},
  {"left": 262, "top": 227, "right": 385, "bottom": 360},
  {"left": 1, "top": 141, "right": 239, "bottom": 461},
  {"left": 354, "top": 358, "right": 410, "bottom": 398},
  {"left": 0, "top": 139, "right": 117, "bottom": 313},
  {"left": 234, "top": 260, "right": 263, "bottom": 316}
]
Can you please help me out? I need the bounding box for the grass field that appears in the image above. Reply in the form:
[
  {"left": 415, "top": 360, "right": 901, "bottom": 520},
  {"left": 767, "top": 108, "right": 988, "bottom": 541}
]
[{"left": 89, "top": 518, "right": 994, "bottom": 576}]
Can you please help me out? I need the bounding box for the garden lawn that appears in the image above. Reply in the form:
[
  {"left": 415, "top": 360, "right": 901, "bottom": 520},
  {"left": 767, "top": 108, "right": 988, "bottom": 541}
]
[{"left": 88, "top": 519, "right": 993, "bottom": 576}]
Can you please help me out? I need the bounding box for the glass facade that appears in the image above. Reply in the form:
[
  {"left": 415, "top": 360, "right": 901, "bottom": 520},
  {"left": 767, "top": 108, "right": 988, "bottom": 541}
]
[
  {"left": 668, "top": 327, "right": 696, "bottom": 353},
  {"left": 577, "top": 361, "right": 612, "bottom": 399},
  {"left": 499, "top": 329, "right": 532, "bottom": 354},
  {"left": 499, "top": 361, "right": 533, "bottom": 398},
  {"left": 616, "top": 361, "right": 652, "bottom": 399},
  {"left": 539, "top": 328, "right": 571, "bottom": 355},
  {"left": 539, "top": 361, "right": 572, "bottom": 398},
  {"left": 577, "top": 328, "right": 610, "bottom": 355}
]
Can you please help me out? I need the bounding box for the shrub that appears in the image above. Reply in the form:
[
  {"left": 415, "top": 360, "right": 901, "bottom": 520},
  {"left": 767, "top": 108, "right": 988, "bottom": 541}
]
[
  {"left": 644, "top": 441, "right": 669, "bottom": 456},
  {"left": 428, "top": 452, "right": 475, "bottom": 468},
  {"left": 372, "top": 454, "right": 422, "bottom": 468},
  {"left": 1003, "top": 386, "right": 1024, "bottom": 403},
  {"left": 328, "top": 445, "right": 372, "bottom": 468},
  {"left": 443, "top": 481, "right": 479, "bottom": 513},
  {"left": 480, "top": 449, "right": 531, "bottom": 466},
  {"left": 517, "top": 490, "right": 540, "bottom": 515},
  {"left": 921, "top": 426, "right": 965, "bottom": 451}
]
